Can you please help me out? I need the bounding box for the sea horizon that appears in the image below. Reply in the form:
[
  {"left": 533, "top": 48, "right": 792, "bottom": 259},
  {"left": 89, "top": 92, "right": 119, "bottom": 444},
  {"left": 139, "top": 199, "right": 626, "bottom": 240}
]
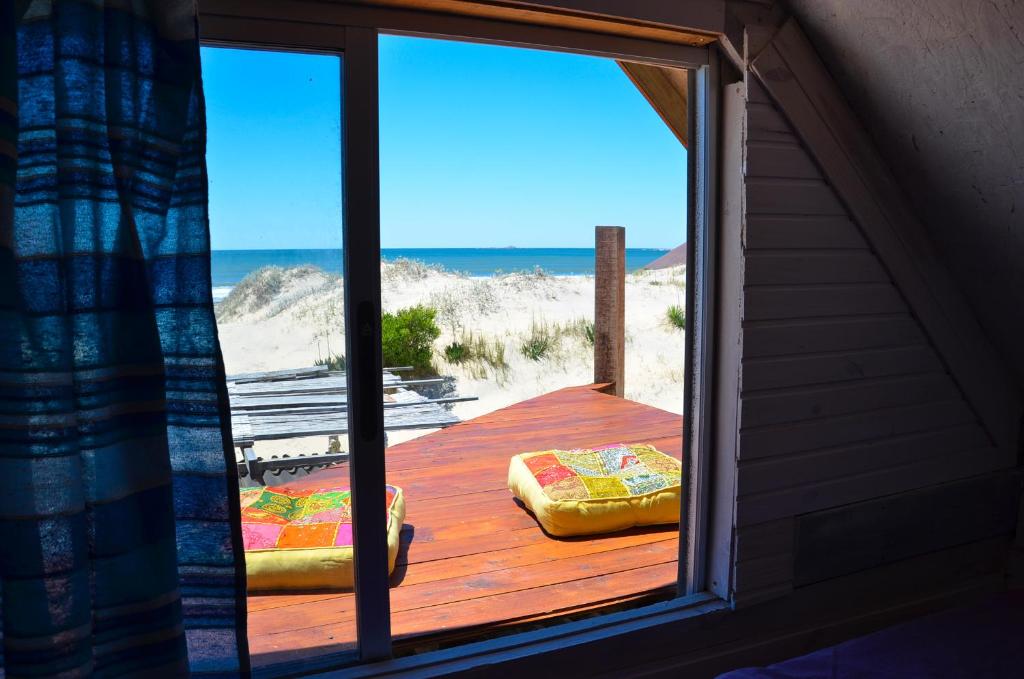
[{"left": 211, "top": 247, "right": 673, "bottom": 302}]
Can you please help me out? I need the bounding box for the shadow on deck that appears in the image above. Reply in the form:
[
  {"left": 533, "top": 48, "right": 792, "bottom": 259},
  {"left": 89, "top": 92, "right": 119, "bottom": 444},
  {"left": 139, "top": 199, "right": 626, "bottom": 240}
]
[{"left": 246, "top": 384, "right": 683, "bottom": 667}]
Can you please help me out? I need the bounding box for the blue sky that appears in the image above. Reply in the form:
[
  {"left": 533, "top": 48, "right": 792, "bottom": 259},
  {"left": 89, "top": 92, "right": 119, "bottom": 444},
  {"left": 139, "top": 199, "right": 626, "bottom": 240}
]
[{"left": 201, "top": 37, "right": 686, "bottom": 250}]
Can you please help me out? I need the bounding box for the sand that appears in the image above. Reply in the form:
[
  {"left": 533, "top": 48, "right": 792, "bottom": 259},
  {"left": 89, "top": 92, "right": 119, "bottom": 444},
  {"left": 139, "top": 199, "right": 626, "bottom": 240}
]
[{"left": 217, "top": 260, "right": 686, "bottom": 454}]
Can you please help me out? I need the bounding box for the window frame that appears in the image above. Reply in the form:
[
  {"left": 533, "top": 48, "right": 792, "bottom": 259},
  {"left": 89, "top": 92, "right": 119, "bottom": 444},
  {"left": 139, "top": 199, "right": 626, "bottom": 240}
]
[{"left": 198, "top": 2, "right": 729, "bottom": 674}]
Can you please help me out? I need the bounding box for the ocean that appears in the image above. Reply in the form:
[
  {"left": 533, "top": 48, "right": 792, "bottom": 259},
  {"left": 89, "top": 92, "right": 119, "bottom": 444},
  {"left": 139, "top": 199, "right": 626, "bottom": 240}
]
[{"left": 211, "top": 248, "right": 670, "bottom": 302}]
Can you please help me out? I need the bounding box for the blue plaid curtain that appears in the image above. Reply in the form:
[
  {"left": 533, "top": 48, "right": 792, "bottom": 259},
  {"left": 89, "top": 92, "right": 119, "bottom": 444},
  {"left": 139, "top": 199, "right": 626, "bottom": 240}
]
[{"left": 1, "top": 1, "right": 249, "bottom": 676}]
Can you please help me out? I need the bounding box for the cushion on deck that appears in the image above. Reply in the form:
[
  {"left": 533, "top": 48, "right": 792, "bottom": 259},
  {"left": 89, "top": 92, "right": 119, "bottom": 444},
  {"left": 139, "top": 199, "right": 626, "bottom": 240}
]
[
  {"left": 240, "top": 484, "right": 405, "bottom": 591},
  {"left": 508, "top": 443, "right": 681, "bottom": 537}
]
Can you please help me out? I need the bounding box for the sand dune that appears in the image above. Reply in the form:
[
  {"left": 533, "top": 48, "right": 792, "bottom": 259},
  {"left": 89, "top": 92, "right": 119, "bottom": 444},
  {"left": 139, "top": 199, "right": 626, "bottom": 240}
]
[{"left": 216, "top": 261, "right": 686, "bottom": 452}]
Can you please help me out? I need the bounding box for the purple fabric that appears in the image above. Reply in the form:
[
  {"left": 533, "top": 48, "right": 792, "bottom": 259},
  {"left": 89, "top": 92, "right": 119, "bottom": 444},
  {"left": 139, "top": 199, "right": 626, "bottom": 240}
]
[{"left": 719, "top": 593, "right": 1024, "bottom": 679}]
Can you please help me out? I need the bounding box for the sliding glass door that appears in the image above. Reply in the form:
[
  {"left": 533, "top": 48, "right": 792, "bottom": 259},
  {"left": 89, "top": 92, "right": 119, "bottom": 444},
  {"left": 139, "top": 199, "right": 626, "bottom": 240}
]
[
  {"left": 200, "top": 4, "right": 714, "bottom": 672},
  {"left": 377, "top": 34, "right": 691, "bottom": 652}
]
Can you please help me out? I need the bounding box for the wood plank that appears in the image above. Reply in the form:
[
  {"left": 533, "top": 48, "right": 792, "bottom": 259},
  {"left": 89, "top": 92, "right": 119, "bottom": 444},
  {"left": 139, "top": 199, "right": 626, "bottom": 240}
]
[
  {"left": 227, "top": 365, "right": 328, "bottom": 382},
  {"left": 251, "top": 540, "right": 678, "bottom": 633},
  {"left": 735, "top": 518, "right": 793, "bottom": 562},
  {"left": 737, "top": 424, "right": 992, "bottom": 497},
  {"left": 741, "top": 344, "right": 943, "bottom": 391},
  {"left": 746, "top": 139, "right": 820, "bottom": 180},
  {"left": 746, "top": 101, "right": 791, "bottom": 136},
  {"left": 744, "top": 251, "right": 889, "bottom": 286},
  {"left": 793, "top": 472, "right": 1021, "bottom": 586},
  {"left": 231, "top": 411, "right": 253, "bottom": 446},
  {"left": 739, "top": 398, "right": 978, "bottom": 461},
  {"left": 744, "top": 215, "right": 867, "bottom": 250},
  {"left": 229, "top": 373, "right": 403, "bottom": 396},
  {"left": 199, "top": 0, "right": 718, "bottom": 59},
  {"left": 235, "top": 406, "right": 458, "bottom": 441},
  {"left": 250, "top": 560, "right": 678, "bottom": 664},
  {"left": 733, "top": 553, "right": 792, "bottom": 592},
  {"left": 746, "top": 177, "right": 847, "bottom": 216},
  {"left": 229, "top": 393, "right": 471, "bottom": 410},
  {"left": 746, "top": 123, "right": 799, "bottom": 145},
  {"left": 736, "top": 444, "right": 1009, "bottom": 526},
  {"left": 741, "top": 373, "right": 960, "bottom": 428},
  {"left": 617, "top": 61, "right": 688, "bottom": 146},
  {"left": 248, "top": 531, "right": 678, "bottom": 621},
  {"left": 744, "top": 283, "right": 906, "bottom": 321},
  {"left": 742, "top": 315, "right": 925, "bottom": 358},
  {"left": 390, "top": 562, "right": 676, "bottom": 639}
]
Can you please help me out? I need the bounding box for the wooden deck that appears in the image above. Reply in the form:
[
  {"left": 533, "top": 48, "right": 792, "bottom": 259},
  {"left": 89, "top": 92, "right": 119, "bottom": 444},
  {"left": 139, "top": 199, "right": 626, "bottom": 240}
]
[{"left": 246, "top": 385, "right": 683, "bottom": 666}]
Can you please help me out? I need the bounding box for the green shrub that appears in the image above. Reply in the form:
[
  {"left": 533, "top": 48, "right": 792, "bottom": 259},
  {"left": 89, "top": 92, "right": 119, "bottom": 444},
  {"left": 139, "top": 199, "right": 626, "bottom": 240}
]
[
  {"left": 520, "top": 320, "right": 555, "bottom": 361},
  {"left": 444, "top": 341, "right": 468, "bottom": 364},
  {"left": 314, "top": 354, "right": 346, "bottom": 371},
  {"left": 381, "top": 305, "right": 441, "bottom": 374},
  {"left": 666, "top": 305, "right": 686, "bottom": 330}
]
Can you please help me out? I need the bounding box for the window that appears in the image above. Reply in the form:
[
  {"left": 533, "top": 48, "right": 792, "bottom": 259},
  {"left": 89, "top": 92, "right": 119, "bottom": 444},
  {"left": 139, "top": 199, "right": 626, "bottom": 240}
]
[
  {"left": 378, "top": 35, "right": 687, "bottom": 653},
  {"left": 199, "top": 5, "right": 720, "bottom": 674},
  {"left": 202, "top": 45, "right": 358, "bottom": 665}
]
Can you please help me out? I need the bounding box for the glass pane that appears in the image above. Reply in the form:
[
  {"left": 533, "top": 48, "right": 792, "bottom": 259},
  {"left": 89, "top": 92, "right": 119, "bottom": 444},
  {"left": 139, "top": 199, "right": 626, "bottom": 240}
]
[
  {"left": 377, "top": 36, "right": 688, "bottom": 652},
  {"left": 201, "top": 46, "right": 358, "bottom": 668}
]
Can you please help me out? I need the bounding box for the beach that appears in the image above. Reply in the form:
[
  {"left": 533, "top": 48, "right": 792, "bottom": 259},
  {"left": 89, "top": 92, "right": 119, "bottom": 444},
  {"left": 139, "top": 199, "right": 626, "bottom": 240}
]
[{"left": 216, "top": 259, "right": 686, "bottom": 454}]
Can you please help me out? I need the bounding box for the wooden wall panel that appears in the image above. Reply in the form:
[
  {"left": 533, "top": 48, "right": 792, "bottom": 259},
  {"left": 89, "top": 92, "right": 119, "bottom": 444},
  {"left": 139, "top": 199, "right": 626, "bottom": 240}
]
[
  {"left": 744, "top": 252, "right": 888, "bottom": 286},
  {"left": 743, "top": 215, "right": 866, "bottom": 249},
  {"left": 743, "top": 316, "right": 925, "bottom": 358},
  {"left": 741, "top": 373, "right": 961, "bottom": 428},
  {"left": 739, "top": 399, "right": 978, "bottom": 461},
  {"left": 733, "top": 519, "right": 795, "bottom": 600},
  {"left": 731, "top": 76, "right": 1014, "bottom": 603},
  {"left": 750, "top": 22, "right": 1021, "bottom": 454},
  {"left": 743, "top": 284, "right": 906, "bottom": 321},
  {"left": 741, "top": 344, "right": 942, "bottom": 391},
  {"left": 793, "top": 472, "right": 1021, "bottom": 586}
]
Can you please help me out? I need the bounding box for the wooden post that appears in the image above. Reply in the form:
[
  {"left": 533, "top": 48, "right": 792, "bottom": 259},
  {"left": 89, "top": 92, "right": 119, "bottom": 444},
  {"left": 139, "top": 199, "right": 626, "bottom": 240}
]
[{"left": 594, "top": 226, "right": 626, "bottom": 397}]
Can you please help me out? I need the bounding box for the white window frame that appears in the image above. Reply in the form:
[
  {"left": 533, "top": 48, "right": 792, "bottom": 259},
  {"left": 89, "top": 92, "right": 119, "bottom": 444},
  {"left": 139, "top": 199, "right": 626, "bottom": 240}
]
[{"left": 199, "top": 2, "right": 730, "bottom": 674}]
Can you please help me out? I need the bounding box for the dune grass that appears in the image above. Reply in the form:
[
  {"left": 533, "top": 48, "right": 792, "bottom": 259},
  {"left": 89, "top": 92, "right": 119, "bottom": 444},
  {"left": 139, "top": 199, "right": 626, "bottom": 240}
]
[
  {"left": 520, "top": 319, "right": 557, "bottom": 361},
  {"left": 564, "top": 317, "right": 595, "bottom": 347},
  {"left": 443, "top": 331, "right": 509, "bottom": 382},
  {"left": 314, "top": 354, "right": 346, "bottom": 371},
  {"left": 666, "top": 305, "right": 686, "bottom": 330}
]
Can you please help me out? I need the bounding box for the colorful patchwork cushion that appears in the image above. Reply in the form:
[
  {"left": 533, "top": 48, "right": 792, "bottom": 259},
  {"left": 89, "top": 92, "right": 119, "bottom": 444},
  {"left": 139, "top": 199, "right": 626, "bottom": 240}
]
[
  {"left": 240, "top": 484, "right": 405, "bottom": 591},
  {"left": 508, "top": 443, "right": 681, "bottom": 537}
]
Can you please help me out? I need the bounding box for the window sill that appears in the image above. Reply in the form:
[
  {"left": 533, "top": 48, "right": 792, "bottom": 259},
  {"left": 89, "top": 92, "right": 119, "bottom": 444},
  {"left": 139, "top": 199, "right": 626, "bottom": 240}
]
[{"left": 322, "top": 592, "right": 728, "bottom": 678}]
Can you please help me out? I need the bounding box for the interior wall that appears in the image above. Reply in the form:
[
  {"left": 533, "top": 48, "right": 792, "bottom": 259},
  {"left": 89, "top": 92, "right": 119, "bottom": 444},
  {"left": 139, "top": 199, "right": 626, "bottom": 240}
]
[
  {"left": 349, "top": 3, "right": 1023, "bottom": 676},
  {"left": 731, "top": 75, "right": 1017, "bottom": 604},
  {"left": 781, "top": 0, "right": 1024, "bottom": 389}
]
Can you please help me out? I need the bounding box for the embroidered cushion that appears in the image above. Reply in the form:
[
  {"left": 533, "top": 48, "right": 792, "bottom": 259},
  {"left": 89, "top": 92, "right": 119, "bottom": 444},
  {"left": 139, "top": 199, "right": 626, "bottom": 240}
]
[
  {"left": 240, "top": 483, "right": 405, "bottom": 591},
  {"left": 508, "top": 443, "right": 681, "bottom": 537}
]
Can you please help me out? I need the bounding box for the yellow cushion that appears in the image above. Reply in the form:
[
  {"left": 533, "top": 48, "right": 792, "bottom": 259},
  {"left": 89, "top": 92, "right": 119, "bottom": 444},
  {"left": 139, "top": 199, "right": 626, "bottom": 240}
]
[
  {"left": 508, "top": 443, "right": 681, "bottom": 537},
  {"left": 240, "top": 484, "right": 405, "bottom": 591}
]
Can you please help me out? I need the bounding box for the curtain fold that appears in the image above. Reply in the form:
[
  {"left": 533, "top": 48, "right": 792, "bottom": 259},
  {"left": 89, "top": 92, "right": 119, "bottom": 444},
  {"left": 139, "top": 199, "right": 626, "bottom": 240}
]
[{"left": 0, "top": 1, "right": 249, "bottom": 676}]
